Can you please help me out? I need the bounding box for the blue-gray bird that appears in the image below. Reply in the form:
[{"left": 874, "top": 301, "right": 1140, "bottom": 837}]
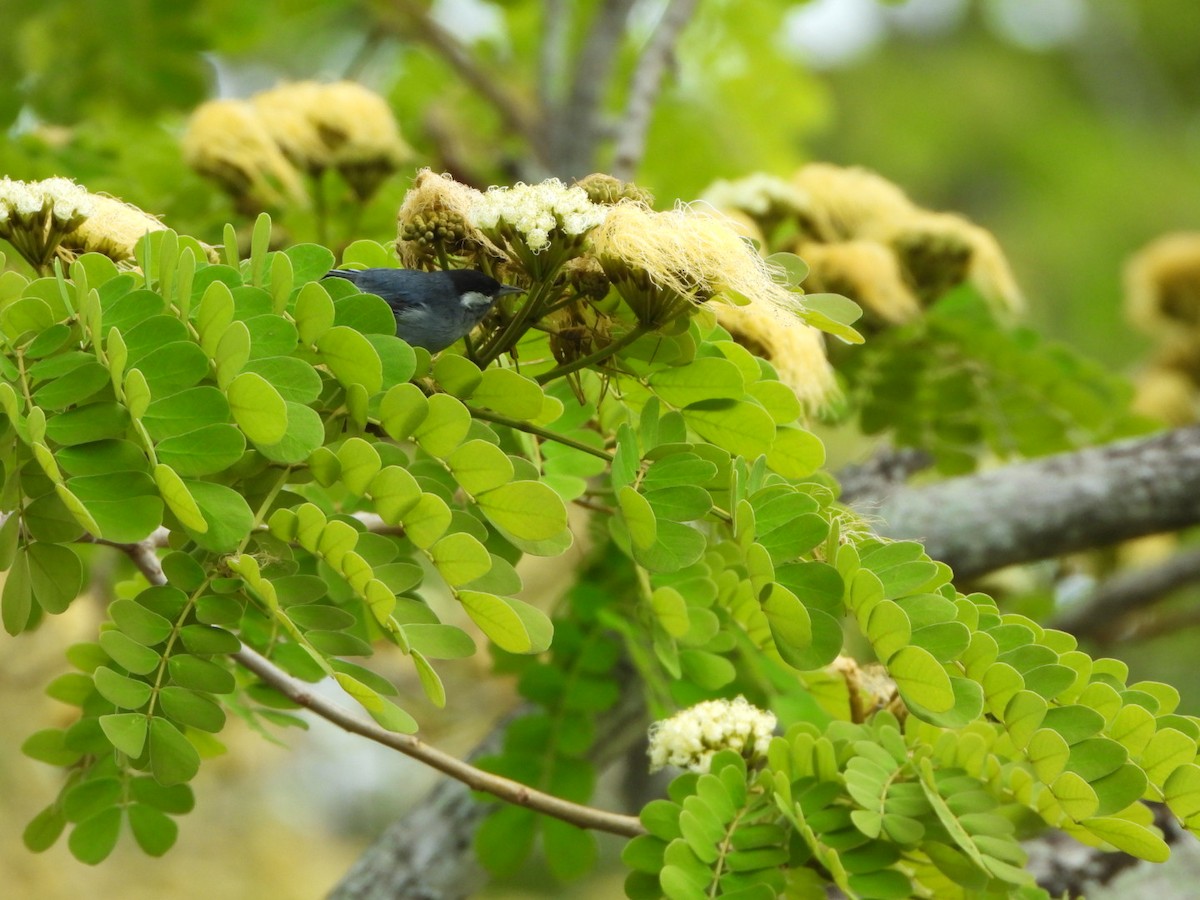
[{"left": 323, "top": 268, "right": 523, "bottom": 352}]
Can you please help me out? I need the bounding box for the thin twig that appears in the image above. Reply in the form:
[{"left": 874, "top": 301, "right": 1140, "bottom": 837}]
[
  {"left": 538, "top": 0, "right": 571, "bottom": 111},
  {"left": 231, "top": 644, "right": 646, "bottom": 837},
  {"left": 554, "top": 0, "right": 638, "bottom": 177},
  {"left": 91, "top": 524, "right": 644, "bottom": 839},
  {"left": 611, "top": 0, "right": 699, "bottom": 181},
  {"left": 388, "top": 0, "right": 538, "bottom": 145},
  {"left": 1052, "top": 546, "right": 1200, "bottom": 640}
]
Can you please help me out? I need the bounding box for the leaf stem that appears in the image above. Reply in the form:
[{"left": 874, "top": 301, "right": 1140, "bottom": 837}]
[{"left": 534, "top": 323, "right": 651, "bottom": 385}]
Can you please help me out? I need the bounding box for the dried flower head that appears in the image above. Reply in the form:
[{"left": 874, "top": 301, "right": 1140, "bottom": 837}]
[
  {"left": 252, "top": 81, "right": 331, "bottom": 172},
  {"left": 870, "top": 211, "right": 1023, "bottom": 313},
  {"left": 829, "top": 655, "right": 903, "bottom": 723},
  {"left": 798, "top": 240, "right": 921, "bottom": 326},
  {"left": 647, "top": 696, "right": 776, "bottom": 774},
  {"left": 181, "top": 99, "right": 307, "bottom": 209},
  {"left": 59, "top": 193, "right": 168, "bottom": 262},
  {"left": 1125, "top": 233, "right": 1200, "bottom": 337},
  {"left": 592, "top": 202, "right": 805, "bottom": 325},
  {"left": 574, "top": 173, "right": 654, "bottom": 207},
  {"left": 714, "top": 302, "right": 835, "bottom": 412},
  {"left": 792, "top": 163, "right": 916, "bottom": 243},
  {"left": 395, "top": 169, "right": 489, "bottom": 268},
  {"left": 701, "top": 173, "right": 810, "bottom": 223},
  {"left": 306, "top": 81, "right": 411, "bottom": 199},
  {"left": 469, "top": 178, "right": 608, "bottom": 258},
  {"left": 1132, "top": 365, "right": 1196, "bottom": 426}
]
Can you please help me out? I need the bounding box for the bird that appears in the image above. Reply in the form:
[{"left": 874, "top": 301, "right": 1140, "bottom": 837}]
[{"left": 322, "top": 267, "right": 524, "bottom": 352}]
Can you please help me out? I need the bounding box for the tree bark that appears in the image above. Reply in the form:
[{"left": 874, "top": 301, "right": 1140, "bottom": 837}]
[{"left": 869, "top": 425, "right": 1200, "bottom": 579}]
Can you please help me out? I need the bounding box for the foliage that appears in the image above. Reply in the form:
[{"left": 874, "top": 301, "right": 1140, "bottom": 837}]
[
  {"left": 2, "top": 172, "right": 1194, "bottom": 899},
  {"left": 836, "top": 287, "right": 1153, "bottom": 474}
]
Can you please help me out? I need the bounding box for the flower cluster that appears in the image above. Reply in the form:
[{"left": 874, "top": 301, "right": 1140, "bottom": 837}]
[
  {"left": 701, "top": 164, "right": 1024, "bottom": 328},
  {"left": 647, "top": 696, "right": 776, "bottom": 774},
  {"left": 592, "top": 202, "right": 806, "bottom": 325},
  {"left": 0, "top": 177, "right": 94, "bottom": 270},
  {"left": 468, "top": 179, "right": 608, "bottom": 257},
  {"left": 182, "top": 81, "right": 411, "bottom": 209},
  {"left": 60, "top": 193, "right": 169, "bottom": 263},
  {"left": 701, "top": 172, "right": 809, "bottom": 221}
]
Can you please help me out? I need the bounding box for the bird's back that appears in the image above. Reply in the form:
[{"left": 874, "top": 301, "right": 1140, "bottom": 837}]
[{"left": 324, "top": 268, "right": 456, "bottom": 309}]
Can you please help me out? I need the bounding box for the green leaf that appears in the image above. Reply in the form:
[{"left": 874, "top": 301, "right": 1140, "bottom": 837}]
[
  {"left": 1, "top": 547, "right": 31, "bottom": 635},
  {"left": 412, "top": 393, "right": 472, "bottom": 458},
  {"left": 619, "top": 486, "right": 658, "bottom": 551},
  {"left": 477, "top": 481, "right": 569, "bottom": 545},
  {"left": 44, "top": 401, "right": 129, "bottom": 446},
  {"left": 68, "top": 808, "right": 122, "bottom": 865},
  {"left": 27, "top": 541, "right": 84, "bottom": 614},
  {"left": 401, "top": 493, "right": 452, "bottom": 549},
  {"left": 137, "top": 341, "right": 209, "bottom": 394},
  {"left": 182, "top": 480, "right": 255, "bottom": 552},
  {"left": 99, "top": 630, "right": 161, "bottom": 675},
  {"left": 682, "top": 399, "right": 776, "bottom": 458},
  {"left": 294, "top": 281, "right": 336, "bottom": 344},
  {"left": 23, "top": 804, "right": 67, "bottom": 853},
  {"left": 142, "top": 386, "right": 231, "bottom": 440},
  {"left": 406, "top": 623, "right": 476, "bottom": 659},
  {"left": 148, "top": 717, "right": 201, "bottom": 786},
  {"left": 650, "top": 357, "right": 745, "bottom": 407},
  {"left": 766, "top": 425, "right": 825, "bottom": 478},
  {"left": 471, "top": 367, "right": 545, "bottom": 419},
  {"left": 227, "top": 371, "right": 289, "bottom": 445},
  {"left": 155, "top": 424, "right": 246, "bottom": 476},
  {"left": 94, "top": 667, "right": 153, "bottom": 709},
  {"left": 243, "top": 355, "right": 323, "bottom": 405},
  {"left": 380, "top": 383, "right": 429, "bottom": 441},
  {"left": 889, "top": 645, "right": 955, "bottom": 713},
  {"left": 99, "top": 712, "right": 149, "bottom": 756},
  {"left": 460, "top": 590, "right": 535, "bottom": 653},
  {"left": 62, "top": 472, "right": 162, "bottom": 542},
  {"left": 337, "top": 437, "right": 382, "bottom": 496},
  {"left": 446, "top": 440, "right": 515, "bottom": 495},
  {"left": 430, "top": 532, "right": 493, "bottom": 586},
  {"left": 317, "top": 325, "right": 383, "bottom": 394},
  {"left": 109, "top": 597, "right": 173, "bottom": 645},
  {"left": 1081, "top": 816, "right": 1170, "bottom": 862},
  {"left": 254, "top": 401, "right": 325, "bottom": 464},
  {"left": 154, "top": 464, "right": 208, "bottom": 532},
  {"left": 22, "top": 728, "right": 83, "bottom": 765},
  {"left": 168, "top": 655, "right": 235, "bottom": 694},
  {"left": 543, "top": 816, "right": 598, "bottom": 881},
  {"left": 158, "top": 686, "right": 226, "bottom": 733},
  {"left": 128, "top": 803, "right": 179, "bottom": 857}
]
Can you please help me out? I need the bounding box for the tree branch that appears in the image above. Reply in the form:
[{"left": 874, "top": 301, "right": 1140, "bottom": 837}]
[
  {"left": 1053, "top": 546, "right": 1200, "bottom": 640},
  {"left": 385, "top": 0, "right": 538, "bottom": 147},
  {"left": 230, "top": 645, "right": 645, "bottom": 838},
  {"left": 89, "top": 529, "right": 644, "bottom": 842},
  {"left": 552, "top": 0, "right": 638, "bottom": 178},
  {"left": 871, "top": 425, "right": 1200, "bottom": 579},
  {"left": 610, "top": 0, "right": 699, "bottom": 181}
]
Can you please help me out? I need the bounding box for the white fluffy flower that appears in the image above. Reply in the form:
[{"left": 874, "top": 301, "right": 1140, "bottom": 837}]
[
  {"left": 0, "top": 178, "right": 45, "bottom": 219},
  {"left": 701, "top": 173, "right": 810, "bottom": 218},
  {"left": 38, "top": 177, "right": 94, "bottom": 224},
  {"left": 468, "top": 179, "right": 607, "bottom": 253},
  {"left": 647, "top": 696, "right": 776, "bottom": 774}
]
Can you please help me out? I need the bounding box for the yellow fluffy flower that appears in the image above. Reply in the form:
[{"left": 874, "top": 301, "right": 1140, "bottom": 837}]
[{"left": 1124, "top": 232, "right": 1200, "bottom": 337}]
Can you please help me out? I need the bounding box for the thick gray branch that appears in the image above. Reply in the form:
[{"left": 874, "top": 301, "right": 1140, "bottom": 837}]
[{"left": 871, "top": 426, "right": 1200, "bottom": 579}]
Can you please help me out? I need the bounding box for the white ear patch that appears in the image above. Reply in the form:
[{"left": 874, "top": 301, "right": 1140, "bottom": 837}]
[{"left": 459, "top": 291, "right": 493, "bottom": 312}]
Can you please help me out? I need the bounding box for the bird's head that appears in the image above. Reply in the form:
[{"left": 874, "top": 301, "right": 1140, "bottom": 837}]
[{"left": 446, "top": 269, "right": 524, "bottom": 318}]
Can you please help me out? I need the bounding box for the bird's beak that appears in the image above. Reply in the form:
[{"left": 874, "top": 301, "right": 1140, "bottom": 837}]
[{"left": 497, "top": 285, "right": 525, "bottom": 298}]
